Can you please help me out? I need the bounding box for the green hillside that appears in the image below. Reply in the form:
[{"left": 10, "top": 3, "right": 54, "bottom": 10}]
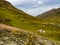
[
  {"left": 0, "top": 24, "right": 59, "bottom": 45},
  {"left": 36, "top": 8, "right": 60, "bottom": 42},
  {"left": 0, "top": 0, "right": 41, "bottom": 31},
  {"left": 37, "top": 8, "right": 60, "bottom": 23},
  {"left": 0, "top": 0, "right": 60, "bottom": 42}
]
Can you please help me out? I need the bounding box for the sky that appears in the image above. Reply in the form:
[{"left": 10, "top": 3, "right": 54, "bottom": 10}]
[{"left": 6, "top": 0, "right": 60, "bottom": 16}]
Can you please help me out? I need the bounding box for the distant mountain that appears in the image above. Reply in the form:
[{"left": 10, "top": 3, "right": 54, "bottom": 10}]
[
  {"left": 37, "top": 8, "right": 60, "bottom": 23},
  {"left": 36, "top": 8, "right": 60, "bottom": 42}
]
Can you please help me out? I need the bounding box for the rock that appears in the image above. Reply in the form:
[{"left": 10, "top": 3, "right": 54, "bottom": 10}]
[
  {"left": 38, "top": 29, "right": 45, "bottom": 33},
  {"left": 0, "top": 29, "right": 59, "bottom": 45},
  {"left": 0, "top": 24, "right": 59, "bottom": 45}
]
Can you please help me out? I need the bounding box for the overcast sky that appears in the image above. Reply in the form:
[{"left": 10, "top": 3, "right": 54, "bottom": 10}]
[{"left": 6, "top": 0, "right": 60, "bottom": 16}]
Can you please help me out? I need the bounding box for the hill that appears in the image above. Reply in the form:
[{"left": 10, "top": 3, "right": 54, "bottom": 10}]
[
  {"left": 0, "top": 0, "right": 40, "bottom": 31},
  {"left": 36, "top": 8, "right": 60, "bottom": 42},
  {"left": 0, "top": 0, "right": 60, "bottom": 42},
  {"left": 0, "top": 23, "right": 60, "bottom": 45},
  {"left": 37, "top": 8, "right": 60, "bottom": 23}
]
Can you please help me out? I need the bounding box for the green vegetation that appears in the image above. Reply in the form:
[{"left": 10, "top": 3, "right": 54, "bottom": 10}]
[
  {"left": 37, "top": 8, "right": 60, "bottom": 23},
  {"left": 0, "top": 29, "right": 40, "bottom": 45},
  {"left": 0, "top": 0, "right": 60, "bottom": 42},
  {"left": 36, "top": 8, "right": 60, "bottom": 42},
  {"left": 0, "top": 0, "right": 41, "bottom": 31},
  {"left": 0, "top": 29, "right": 58, "bottom": 45}
]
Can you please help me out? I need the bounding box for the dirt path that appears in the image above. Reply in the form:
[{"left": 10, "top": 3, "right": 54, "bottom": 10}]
[{"left": 0, "top": 23, "right": 27, "bottom": 32}]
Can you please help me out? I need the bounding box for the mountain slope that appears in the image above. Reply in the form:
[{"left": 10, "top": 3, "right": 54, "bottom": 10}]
[
  {"left": 0, "top": 23, "right": 60, "bottom": 45},
  {"left": 37, "top": 8, "right": 60, "bottom": 23},
  {"left": 0, "top": 0, "right": 60, "bottom": 42},
  {"left": 36, "top": 8, "right": 60, "bottom": 42},
  {"left": 0, "top": 0, "right": 40, "bottom": 31}
]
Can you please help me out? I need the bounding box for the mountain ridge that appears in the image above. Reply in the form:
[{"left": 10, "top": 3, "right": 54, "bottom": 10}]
[
  {"left": 0, "top": 0, "right": 60, "bottom": 43},
  {"left": 36, "top": 8, "right": 60, "bottom": 23}
]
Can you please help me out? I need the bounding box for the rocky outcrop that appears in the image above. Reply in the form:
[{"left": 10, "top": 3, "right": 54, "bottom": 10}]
[{"left": 0, "top": 24, "right": 60, "bottom": 45}]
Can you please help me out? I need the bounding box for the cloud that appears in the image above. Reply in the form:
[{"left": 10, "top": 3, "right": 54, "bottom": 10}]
[
  {"left": 21, "top": 4, "right": 60, "bottom": 16},
  {"left": 32, "top": 1, "right": 43, "bottom": 7},
  {"left": 6, "top": 0, "right": 52, "bottom": 8},
  {"left": 6, "top": 0, "right": 60, "bottom": 16},
  {"left": 7, "top": 0, "right": 44, "bottom": 7}
]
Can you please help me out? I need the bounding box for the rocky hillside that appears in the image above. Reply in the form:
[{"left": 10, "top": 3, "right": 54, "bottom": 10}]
[{"left": 0, "top": 23, "right": 60, "bottom": 45}]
